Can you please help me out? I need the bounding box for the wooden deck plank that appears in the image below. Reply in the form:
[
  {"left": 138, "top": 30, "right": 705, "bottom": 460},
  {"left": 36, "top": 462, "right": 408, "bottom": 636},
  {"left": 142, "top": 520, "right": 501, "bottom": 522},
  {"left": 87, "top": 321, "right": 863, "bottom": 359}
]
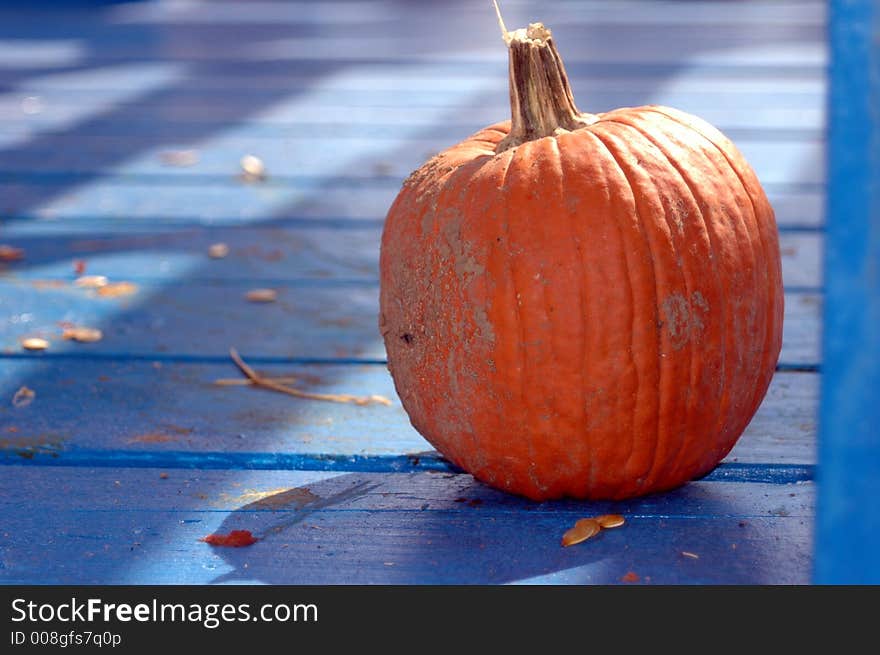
[
  {"left": 38, "top": 0, "right": 830, "bottom": 28},
  {"left": 0, "top": 357, "right": 817, "bottom": 465},
  {"left": 0, "top": 465, "right": 814, "bottom": 584},
  {"left": 0, "top": 10, "right": 826, "bottom": 66},
  {"left": 2, "top": 70, "right": 825, "bottom": 94},
  {"left": 0, "top": 227, "right": 821, "bottom": 284},
  {"left": 0, "top": 138, "right": 825, "bottom": 187},
  {"left": 0, "top": 33, "right": 824, "bottom": 68},
  {"left": 0, "top": 282, "right": 820, "bottom": 365},
  {"left": 0, "top": 105, "right": 824, "bottom": 136},
  {"left": 0, "top": 185, "right": 824, "bottom": 229}
]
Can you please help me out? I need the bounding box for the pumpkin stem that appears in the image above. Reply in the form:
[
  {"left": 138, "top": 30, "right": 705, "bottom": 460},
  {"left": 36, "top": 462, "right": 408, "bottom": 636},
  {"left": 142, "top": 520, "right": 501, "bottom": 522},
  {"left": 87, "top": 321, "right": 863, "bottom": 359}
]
[{"left": 496, "top": 19, "right": 596, "bottom": 152}]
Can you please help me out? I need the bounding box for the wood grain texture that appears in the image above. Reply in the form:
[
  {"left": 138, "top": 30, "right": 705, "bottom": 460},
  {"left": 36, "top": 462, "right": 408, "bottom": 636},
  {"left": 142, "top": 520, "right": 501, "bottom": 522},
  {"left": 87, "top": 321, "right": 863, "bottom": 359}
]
[
  {"left": 0, "top": 358, "right": 817, "bottom": 465},
  {"left": 0, "top": 281, "right": 821, "bottom": 365},
  {"left": 0, "top": 138, "right": 825, "bottom": 186},
  {"left": 0, "top": 465, "right": 814, "bottom": 584},
  {"left": 0, "top": 185, "right": 824, "bottom": 228}
]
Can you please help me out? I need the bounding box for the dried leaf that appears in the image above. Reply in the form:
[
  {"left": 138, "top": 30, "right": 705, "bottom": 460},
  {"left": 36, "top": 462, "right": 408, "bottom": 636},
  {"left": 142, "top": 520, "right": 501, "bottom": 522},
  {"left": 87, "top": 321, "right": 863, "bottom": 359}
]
[
  {"left": 561, "top": 518, "right": 600, "bottom": 547},
  {"left": 96, "top": 282, "right": 138, "bottom": 298},
  {"left": 75, "top": 275, "right": 108, "bottom": 288},
  {"left": 201, "top": 529, "right": 258, "bottom": 547},
  {"left": 12, "top": 386, "right": 35, "bottom": 408},
  {"left": 595, "top": 514, "right": 625, "bottom": 529},
  {"left": 62, "top": 327, "right": 103, "bottom": 343},
  {"left": 21, "top": 338, "right": 49, "bottom": 351},
  {"left": 245, "top": 288, "right": 277, "bottom": 303},
  {"left": 0, "top": 245, "right": 24, "bottom": 262},
  {"left": 208, "top": 243, "right": 230, "bottom": 259}
]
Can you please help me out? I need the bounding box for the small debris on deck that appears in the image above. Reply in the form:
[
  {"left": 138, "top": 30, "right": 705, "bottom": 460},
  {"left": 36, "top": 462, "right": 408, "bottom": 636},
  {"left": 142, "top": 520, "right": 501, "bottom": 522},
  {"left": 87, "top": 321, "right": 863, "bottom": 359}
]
[
  {"left": 621, "top": 571, "right": 641, "bottom": 583},
  {"left": 74, "top": 275, "right": 108, "bottom": 289},
  {"left": 21, "top": 338, "right": 50, "bottom": 351},
  {"left": 159, "top": 150, "right": 200, "bottom": 167},
  {"left": 245, "top": 288, "right": 277, "bottom": 303},
  {"left": 562, "top": 515, "right": 626, "bottom": 547},
  {"left": 208, "top": 243, "right": 230, "bottom": 259},
  {"left": 0, "top": 245, "right": 25, "bottom": 262},
  {"left": 11, "top": 386, "right": 36, "bottom": 408},
  {"left": 239, "top": 155, "right": 267, "bottom": 182},
  {"left": 201, "top": 530, "right": 259, "bottom": 547},
  {"left": 62, "top": 327, "right": 103, "bottom": 343},
  {"left": 96, "top": 282, "right": 139, "bottom": 298}
]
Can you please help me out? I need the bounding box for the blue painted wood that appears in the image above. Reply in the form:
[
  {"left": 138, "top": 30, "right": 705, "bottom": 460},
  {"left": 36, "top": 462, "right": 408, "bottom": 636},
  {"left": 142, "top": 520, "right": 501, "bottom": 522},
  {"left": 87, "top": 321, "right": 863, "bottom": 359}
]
[
  {"left": 0, "top": 138, "right": 826, "bottom": 187},
  {"left": 2, "top": 69, "right": 825, "bottom": 95},
  {"left": 0, "top": 18, "right": 826, "bottom": 67},
  {"left": 0, "top": 281, "right": 822, "bottom": 365},
  {"left": 0, "top": 114, "right": 824, "bottom": 140},
  {"left": 0, "top": 466, "right": 814, "bottom": 584},
  {"left": 0, "top": 450, "right": 815, "bottom": 484},
  {"left": 0, "top": 0, "right": 827, "bottom": 30},
  {"left": 0, "top": 185, "right": 825, "bottom": 228},
  {"left": 816, "top": 0, "right": 880, "bottom": 584},
  {"left": 0, "top": 356, "right": 818, "bottom": 464},
  {"left": 0, "top": 225, "right": 823, "bottom": 286}
]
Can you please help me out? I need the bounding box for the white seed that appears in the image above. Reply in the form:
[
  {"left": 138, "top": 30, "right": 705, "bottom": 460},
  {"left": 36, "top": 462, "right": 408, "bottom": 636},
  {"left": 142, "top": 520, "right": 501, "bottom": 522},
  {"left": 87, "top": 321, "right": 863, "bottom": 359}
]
[
  {"left": 21, "top": 337, "right": 49, "bottom": 351},
  {"left": 75, "top": 275, "right": 108, "bottom": 288},
  {"left": 240, "top": 155, "right": 266, "bottom": 180}
]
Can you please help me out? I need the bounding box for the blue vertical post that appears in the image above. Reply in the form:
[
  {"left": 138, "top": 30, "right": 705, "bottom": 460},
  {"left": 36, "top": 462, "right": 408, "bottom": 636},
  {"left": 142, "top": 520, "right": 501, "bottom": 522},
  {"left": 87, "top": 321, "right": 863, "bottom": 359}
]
[{"left": 816, "top": 0, "right": 880, "bottom": 583}]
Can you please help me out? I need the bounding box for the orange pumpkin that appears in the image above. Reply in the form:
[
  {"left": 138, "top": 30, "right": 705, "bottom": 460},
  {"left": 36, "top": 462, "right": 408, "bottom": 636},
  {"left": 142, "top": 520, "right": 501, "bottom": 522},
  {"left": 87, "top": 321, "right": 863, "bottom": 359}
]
[{"left": 379, "top": 20, "right": 783, "bottom": 500}]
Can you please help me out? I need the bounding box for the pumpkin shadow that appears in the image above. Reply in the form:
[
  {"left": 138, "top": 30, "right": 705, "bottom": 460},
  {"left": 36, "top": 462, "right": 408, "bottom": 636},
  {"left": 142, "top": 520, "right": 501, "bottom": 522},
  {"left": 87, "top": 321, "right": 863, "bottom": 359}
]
[{"left": 204, "top": 469, "right": 812, "bottom": 585}]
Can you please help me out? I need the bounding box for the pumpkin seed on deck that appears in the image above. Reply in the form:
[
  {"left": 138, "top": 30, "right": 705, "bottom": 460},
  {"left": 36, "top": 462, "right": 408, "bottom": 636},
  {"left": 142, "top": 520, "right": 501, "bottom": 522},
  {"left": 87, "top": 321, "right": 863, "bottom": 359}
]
[
  {"left": 595, "top": 514, "right": 626, "bottom": 529},
  {"left": 208, "top": 243, "right": 230, "bottom": 259},
  {"left": 245, "top": 288, "right": 277, "bottom": 303},
  {"left": 561, "top": 518, "right": 600, "bottom": 547},
  {"left": 21, "top": 338, "right": 49, "bottom": 351},
  {"left": 0, "top": 245, "right": 24, "bottom": 262},
  {"left": 62, "top": 327, "right": 103, "bottom": 343},
  {"left": 240, "top": 155, "right": 266, "bottom": 182},
  {"left": 75, "top": 275, "right": 108, "bottom": 288},
  {"left": 96, "top": 282, "right": 138, "bottom": 298}
]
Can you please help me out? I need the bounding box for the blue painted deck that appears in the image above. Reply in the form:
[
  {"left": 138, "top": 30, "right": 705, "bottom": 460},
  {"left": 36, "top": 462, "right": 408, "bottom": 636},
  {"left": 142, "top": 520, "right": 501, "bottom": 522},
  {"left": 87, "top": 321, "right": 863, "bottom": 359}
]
[{"left": 0, "top": 0, "right": 830, "bottom": 584}]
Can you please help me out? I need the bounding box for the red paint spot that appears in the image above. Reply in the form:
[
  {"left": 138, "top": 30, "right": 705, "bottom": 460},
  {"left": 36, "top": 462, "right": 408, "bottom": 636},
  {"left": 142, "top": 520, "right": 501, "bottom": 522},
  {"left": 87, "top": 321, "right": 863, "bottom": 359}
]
[
  {"left": 621, "top": 571, "right": 640, "bottom": 583},
  {"left": 73, "top": 260, "right": 87, "bottom": 275},
  {"left": 201, "top": 530, "right": 258, "bottom": 547}
]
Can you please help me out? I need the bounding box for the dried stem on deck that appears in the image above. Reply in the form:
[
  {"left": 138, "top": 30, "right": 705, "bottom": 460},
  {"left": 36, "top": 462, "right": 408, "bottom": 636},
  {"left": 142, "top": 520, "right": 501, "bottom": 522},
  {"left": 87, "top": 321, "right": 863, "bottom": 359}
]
[{"left": 228, "top": 348, "right": 391, "bottom": 406}]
